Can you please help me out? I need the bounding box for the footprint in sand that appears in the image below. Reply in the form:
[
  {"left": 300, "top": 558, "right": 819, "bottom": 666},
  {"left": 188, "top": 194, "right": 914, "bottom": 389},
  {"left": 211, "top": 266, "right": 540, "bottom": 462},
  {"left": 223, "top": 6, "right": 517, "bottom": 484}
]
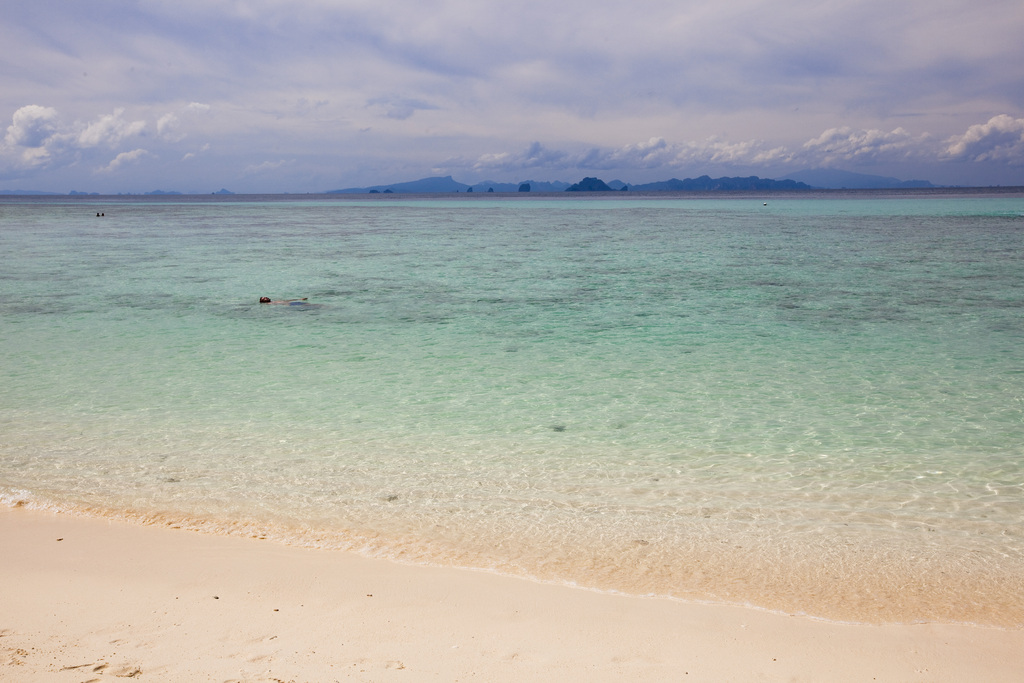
[
  {"left": 111, "top": 664, "right": 143, "bottom": 677},
  {"left": 59, "top": 661, "right": 142, "bottom": 678}
]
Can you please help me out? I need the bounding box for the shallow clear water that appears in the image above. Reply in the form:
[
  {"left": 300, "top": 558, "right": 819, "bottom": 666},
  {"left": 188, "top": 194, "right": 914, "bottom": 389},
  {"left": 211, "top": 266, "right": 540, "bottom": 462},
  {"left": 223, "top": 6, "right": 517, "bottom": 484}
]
[{"left": 2, "top": 193, "right": 1023, "bottom": 625}]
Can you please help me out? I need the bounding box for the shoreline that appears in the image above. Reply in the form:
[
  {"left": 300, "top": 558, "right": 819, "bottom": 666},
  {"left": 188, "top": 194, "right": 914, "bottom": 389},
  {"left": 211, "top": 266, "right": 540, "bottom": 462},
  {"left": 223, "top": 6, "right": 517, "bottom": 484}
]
[
  {"left": 5, "top": 489, "right": 1022, "bottom": 629},
  {"left": 2, "top": 506, "right": 1022, "bottom": 682}
]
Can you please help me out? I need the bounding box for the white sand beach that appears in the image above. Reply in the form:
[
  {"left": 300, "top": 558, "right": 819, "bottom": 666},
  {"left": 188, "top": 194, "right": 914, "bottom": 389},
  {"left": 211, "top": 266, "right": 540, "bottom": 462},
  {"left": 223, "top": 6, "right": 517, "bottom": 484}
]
[{"left": 2, "top": 506, "right": 1021, "bottom": 682}]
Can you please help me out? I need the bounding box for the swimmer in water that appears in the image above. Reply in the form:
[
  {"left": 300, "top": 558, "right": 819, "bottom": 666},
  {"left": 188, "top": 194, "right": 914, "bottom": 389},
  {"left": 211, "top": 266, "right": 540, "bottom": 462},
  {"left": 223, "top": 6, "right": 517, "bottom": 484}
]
[{"left": 259, "top": 297, "right": 308, "bottom": 304}]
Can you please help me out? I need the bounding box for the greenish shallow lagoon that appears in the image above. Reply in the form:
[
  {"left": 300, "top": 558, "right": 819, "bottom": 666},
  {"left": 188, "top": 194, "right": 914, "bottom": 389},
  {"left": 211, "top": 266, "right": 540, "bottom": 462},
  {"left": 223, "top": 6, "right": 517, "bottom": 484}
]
[{"left": 2, "top": 193, "right": 1023, "bottom": 625}]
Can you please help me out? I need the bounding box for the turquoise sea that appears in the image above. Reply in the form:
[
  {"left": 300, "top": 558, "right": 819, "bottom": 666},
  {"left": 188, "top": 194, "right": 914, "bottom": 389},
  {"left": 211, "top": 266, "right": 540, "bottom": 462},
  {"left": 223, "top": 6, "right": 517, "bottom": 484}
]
[{"left": 2, "top": 192, "right": 1023, "bottom": 626}]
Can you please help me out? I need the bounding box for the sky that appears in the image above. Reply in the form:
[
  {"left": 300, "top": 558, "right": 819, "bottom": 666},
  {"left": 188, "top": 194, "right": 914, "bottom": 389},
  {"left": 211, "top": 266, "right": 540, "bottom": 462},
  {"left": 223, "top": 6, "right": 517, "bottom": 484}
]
[{"left": 2, "top": 0, "right": 1023, "bottom": 193}]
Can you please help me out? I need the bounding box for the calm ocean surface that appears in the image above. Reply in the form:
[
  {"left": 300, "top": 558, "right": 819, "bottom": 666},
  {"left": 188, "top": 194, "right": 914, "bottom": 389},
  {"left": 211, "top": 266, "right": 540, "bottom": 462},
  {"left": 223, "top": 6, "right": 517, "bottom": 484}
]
[{"left": 2, "top": 192, "right": 1023, "bottom": 626}]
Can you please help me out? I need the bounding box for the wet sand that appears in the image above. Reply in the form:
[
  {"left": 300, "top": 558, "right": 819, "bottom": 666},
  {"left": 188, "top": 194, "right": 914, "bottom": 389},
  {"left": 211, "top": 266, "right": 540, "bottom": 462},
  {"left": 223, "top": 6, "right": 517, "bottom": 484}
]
[{"left": 2, "top": 506, "right": 1021, "bottom": 682}]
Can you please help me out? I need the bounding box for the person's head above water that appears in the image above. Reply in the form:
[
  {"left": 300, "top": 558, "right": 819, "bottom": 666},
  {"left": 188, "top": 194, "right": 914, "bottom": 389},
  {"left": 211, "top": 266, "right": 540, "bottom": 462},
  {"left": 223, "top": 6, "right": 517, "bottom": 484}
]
[{"left": 259, "top": 296, "right": 309, "bottom": 304}]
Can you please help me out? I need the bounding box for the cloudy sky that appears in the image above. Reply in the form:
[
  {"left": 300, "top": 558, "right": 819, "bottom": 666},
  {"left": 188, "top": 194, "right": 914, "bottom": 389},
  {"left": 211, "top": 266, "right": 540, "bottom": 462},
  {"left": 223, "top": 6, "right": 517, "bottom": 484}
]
[{"left": 2, "top": 0, "right": 1023, "bottom": 193}]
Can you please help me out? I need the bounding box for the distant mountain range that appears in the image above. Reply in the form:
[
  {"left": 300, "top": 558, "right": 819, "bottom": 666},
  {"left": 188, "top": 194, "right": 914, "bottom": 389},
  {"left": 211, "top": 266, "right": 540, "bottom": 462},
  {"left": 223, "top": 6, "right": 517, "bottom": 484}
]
[
  {"left": 0, "top": 169, "right": 944, "bottom": 196},
  {"left": 626, "top": 176, "right": 813, "bottom": 191},
  {"left": 326, "top": 171, "right": 943, "bottom": 194},
  {"left": 781, "top": 169, "right": 936, "bottom": 189},
  {"left": 327, "top": 174, "right": 816, "bottom": 193},
  {"left": 326, "top": 176, "right": 571, "bottom": 193}
]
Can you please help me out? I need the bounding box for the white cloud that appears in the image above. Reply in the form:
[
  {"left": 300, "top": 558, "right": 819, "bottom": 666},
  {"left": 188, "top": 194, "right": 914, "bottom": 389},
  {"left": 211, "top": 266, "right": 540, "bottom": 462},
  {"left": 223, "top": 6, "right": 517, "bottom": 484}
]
[
  {"left": 4, "top": 105, "right": 59, "bottom": 147},
  {"left": 158, "top": 102, "right": 216, "bottom": 143},
  {"left": 598, "top": 137, "right": 673, "bottom": 168},
  {"left": 799, "top": 126, "right": 930, "bottom": 166},
  {"left": 944, "top": 115, "right": 1024, "bottom": 164},
  {"left": 77, "top": 108, "right": 146, "bottom": 148},
  {"left": 667, "top": 138, "right": 794, "bottom": 167},
  {"left": 99, "top": 148, "right": 151, "bottom": 173},
  {"left": 2, "top": 104, "right": 193, "bottom": 176},
  {"left": 182, "top": 143, "right": 210, "bottom": 161},
  {"left": 472, "top": 137, "right": 797, "bottom": 176},
  {"left": 157, "top": 113, "right": 179, "bottom": 137},
  {"left": 469, "top": 118, "right": 1024, "bottom": 181},
  {"left": 472, "top": 142, "right": 577, "bottom": 173},
  {"left": 244, "top": 159, "right": 294, "bottom": 174},
  {"left": 2, "top": 105, "right": 66, "bottom": 168}
]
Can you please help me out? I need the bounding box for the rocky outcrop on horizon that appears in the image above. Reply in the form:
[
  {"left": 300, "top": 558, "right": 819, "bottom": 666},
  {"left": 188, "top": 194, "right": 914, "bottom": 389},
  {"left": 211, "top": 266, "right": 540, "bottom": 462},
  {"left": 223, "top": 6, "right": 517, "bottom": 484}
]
[{"left": 566, "top": 177, "right": 615, "bottom": 192}]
